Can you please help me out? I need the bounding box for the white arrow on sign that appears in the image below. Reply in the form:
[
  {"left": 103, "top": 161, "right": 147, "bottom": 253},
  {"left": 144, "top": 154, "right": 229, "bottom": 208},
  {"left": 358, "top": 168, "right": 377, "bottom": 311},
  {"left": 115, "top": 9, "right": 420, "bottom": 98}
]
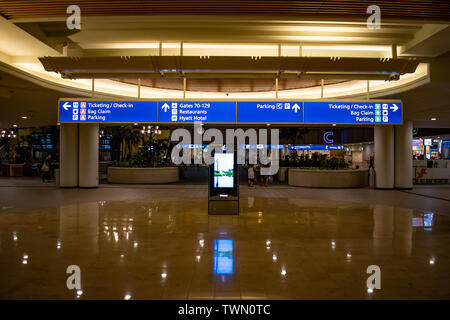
[
  {"left": 161, "top": 103, "right": 170, "bottom": 112},
  {"left": 390, "top": 104, "right": 399, "bottom": 112},
  {"left": 62, "top": 102, "right": 71, "bottom": 111},
  {"left": 292, "top": 103, "right": 300, "bottom": 113}
]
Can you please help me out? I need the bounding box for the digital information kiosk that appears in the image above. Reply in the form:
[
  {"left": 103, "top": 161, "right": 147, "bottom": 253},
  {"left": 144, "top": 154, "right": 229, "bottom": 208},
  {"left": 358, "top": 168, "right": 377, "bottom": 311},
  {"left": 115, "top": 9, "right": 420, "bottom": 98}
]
[{"left": 208, "top": 151, "right": 239, "bottom": 215}]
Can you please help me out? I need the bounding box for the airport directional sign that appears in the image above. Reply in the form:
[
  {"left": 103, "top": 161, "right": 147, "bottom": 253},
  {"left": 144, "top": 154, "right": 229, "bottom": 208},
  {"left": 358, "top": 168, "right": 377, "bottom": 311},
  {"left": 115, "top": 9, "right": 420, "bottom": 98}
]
[
  {"left": 289, "top": 144, "right": 345, "bottom": 151},
  {"left": 158, "top": 101, "right": 236, "bottom": 123},
  {"left": 59, "top": 99, "right": 402, "bottom": 125},
  {"left": 237, "top": 101, "right": 302, "bottom": 123},
  {"left": 303, "top": 101, "right": 402, "bottom": 124},
  {"left": 58, "top": 100, "right": 157, "bottom": 123}
]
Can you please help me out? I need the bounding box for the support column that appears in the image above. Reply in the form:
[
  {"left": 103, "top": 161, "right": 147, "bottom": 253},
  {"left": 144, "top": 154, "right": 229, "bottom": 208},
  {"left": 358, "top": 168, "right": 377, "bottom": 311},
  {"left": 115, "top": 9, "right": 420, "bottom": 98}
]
[
  {"left": 374, "top": 126, "right": 394, "bottom": 189},
  {"left": 394, "top": 121, "right": 413, "bottom": 189},
  {"left": 79, "top": 124, "right": 99, "bottom": 188},
  {"left": 59, "top": 123, "right": 79, "bottom": 187}
]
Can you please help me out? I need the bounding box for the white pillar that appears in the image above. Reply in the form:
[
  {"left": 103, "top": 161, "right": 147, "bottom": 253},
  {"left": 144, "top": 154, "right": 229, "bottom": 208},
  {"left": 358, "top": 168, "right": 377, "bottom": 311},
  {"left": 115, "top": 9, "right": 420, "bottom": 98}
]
[
  {"left": 374, "top": 126, "right": 394, "bottom": 189},
  {"left": 59, "top": 124, "right": 79, "bottom": 187},
  {"left": 394, "top": 121, "right": 413, "bottom": 189},
  {"left": 79, "top": 124, "right": 99, "bottom": 188}
]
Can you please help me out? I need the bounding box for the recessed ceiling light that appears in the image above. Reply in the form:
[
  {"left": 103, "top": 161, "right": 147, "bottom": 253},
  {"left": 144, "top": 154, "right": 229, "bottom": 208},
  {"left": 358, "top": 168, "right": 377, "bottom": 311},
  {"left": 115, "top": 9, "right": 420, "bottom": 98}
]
[
  {"left": 21, "top": 116, "right": 27, "bottom": 119},
  {"left": 431, "top": 118, "right": 437, "bottom": 121},
  {"left": 12, "top": 124, "right": 17, "bottom": 127}
]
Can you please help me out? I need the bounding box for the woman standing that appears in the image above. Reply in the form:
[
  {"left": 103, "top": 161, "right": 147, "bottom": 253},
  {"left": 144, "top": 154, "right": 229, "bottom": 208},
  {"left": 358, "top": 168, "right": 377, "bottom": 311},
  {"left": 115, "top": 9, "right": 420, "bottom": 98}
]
[
  {"left": 41, "top": 154, "right": 52, "bottom": 183},
  {"left": 247, "top": 164, "right": 255, "bottom": 187}
]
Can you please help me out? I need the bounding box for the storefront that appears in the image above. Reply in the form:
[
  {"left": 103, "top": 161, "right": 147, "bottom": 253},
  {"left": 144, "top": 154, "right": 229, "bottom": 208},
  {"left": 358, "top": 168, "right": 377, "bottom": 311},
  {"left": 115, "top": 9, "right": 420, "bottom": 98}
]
[
  {"left": 412, "top": 138, "right": 425, "bottom": 159},
  {"left": 424, "top": 138, "right": 441, "bottom": 159},
  {"left": 414, "top": 136, "right": 450, "bottom": 160}
]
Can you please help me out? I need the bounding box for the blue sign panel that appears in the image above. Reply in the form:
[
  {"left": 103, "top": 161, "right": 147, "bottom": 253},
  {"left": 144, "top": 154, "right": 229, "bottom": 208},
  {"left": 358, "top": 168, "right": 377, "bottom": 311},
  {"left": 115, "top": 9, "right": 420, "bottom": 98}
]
[
  {"left": 59, "top": 99, "right": 402, "bottom": 124},
  {"left": 289, "top": 145, "right": 345, "bottom": 151},
  {"left": 304, "top": 101, "right": 402, "bottom": 124},
  {"left": 59, "top": 100, "right": 157, "bottom": 123},
  {"left": 237, "top": 101, "right": 302, "bottom": 123},
  {"left": 239, "top": 144, "right": 284, "bottom": 149},
  {"left": 158, "top": 101, "right": 235, "bottom": 123}
]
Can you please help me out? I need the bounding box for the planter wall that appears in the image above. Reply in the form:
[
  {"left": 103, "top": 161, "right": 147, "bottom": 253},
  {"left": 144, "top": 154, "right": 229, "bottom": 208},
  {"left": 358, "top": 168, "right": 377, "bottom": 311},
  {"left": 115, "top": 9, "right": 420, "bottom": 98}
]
[
  {"left": 107, "top": 166, "right": 179, "bottom": 184},
  {"left": 288, "top": 168, "right": 368, "bottom": 188}
]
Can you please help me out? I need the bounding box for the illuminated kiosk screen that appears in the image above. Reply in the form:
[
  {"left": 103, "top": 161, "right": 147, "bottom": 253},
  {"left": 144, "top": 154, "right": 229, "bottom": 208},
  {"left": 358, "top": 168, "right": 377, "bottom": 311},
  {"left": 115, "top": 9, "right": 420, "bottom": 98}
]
[{"left": 213, "top": 153, "right": 234, "bottom": 188}]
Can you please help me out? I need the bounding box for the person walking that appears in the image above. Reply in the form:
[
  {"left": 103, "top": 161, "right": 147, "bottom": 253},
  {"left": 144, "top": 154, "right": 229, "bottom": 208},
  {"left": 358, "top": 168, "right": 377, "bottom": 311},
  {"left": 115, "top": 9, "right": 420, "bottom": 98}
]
[
  {"left": 247, "top": 164, "right": 255, "bottom": 187},
  {"left": 254, "top": 163, "right": 260, "bottom": 185},
  {"left": 41, "top": 154, "right": 52, "bottom": 183},
  {"left": 260, "top": 163, "right": 270, "bottom": 187},
  {"left": 368, "top": 154, "right": 375, "bottom": 186}
]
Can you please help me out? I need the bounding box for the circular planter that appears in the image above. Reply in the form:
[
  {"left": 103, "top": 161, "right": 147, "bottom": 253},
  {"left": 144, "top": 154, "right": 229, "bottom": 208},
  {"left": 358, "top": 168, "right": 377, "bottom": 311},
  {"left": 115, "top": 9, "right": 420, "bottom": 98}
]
[
  {"left": 107, "top": 166, "right": 179, "bottom": 184},
  {"left": 288, "top": 168, "right": 368, "bottom": 188},
  {"left": 278, "top": 166, "right": 297, "bottom": 182}
]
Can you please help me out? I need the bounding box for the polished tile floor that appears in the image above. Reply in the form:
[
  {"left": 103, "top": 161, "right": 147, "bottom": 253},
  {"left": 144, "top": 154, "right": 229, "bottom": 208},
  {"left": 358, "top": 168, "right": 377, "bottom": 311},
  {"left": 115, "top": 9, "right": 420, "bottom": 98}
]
[{"left": 0, "top": 193, "right": 449, "bottom": 299}]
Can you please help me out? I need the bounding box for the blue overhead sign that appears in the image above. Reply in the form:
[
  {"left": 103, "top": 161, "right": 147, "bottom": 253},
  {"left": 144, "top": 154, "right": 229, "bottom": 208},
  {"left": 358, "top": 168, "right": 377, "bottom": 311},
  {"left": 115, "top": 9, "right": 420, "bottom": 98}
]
[
  {"left": 158, "top": 101, "right": 235, "bottom": 123},
  {"left": 58, "top": 100, "right": 157, "bottom": 123},
  {"left": 304, "top": 101, "right": 402, "bottom": 124},
  {"left": 289, "top": 145, "right": 345, "bottom": 151},
  {"left": 237, "top": 101, "right": 302, "bottom": 123},
  {"left": 59, "top": 99, "right": 402, "bottom": 124}
]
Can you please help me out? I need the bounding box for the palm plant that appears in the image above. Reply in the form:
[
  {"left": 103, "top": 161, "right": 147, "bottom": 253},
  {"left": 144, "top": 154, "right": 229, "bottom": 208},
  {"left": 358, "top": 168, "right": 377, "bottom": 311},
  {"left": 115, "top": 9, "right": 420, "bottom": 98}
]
[{"left": 280, "top": 127, "right": 309, "bottom": 145}]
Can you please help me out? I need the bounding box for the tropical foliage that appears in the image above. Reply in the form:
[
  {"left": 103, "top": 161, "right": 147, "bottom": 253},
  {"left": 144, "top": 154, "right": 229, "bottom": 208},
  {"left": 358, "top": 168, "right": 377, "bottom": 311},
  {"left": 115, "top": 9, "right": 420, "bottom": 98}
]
[
  {"left": 131, "top": 139, "right": 172, "bottom": 167},
  {"left": 280, "top": 127, "right": 310, "bottom": 145},
  {"left": 103, "top": 126, "right": 141, "bottom": 161}
]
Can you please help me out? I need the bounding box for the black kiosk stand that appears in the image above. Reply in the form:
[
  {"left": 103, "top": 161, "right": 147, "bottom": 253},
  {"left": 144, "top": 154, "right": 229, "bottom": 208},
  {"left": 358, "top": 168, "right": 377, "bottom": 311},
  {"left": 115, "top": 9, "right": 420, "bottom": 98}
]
[{"left": 208, "top": 151, "right": 239, "bottom": 215}]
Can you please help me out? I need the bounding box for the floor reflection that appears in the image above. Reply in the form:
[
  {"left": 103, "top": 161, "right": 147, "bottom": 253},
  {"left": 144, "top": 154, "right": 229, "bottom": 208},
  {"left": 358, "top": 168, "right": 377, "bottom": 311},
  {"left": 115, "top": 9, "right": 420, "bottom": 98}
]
[
  {"left": 0, "top": 197, "right": 449, "bottom": 299},
  {"left": 213, "top": 239, "right": 233, "bottom": 275}
]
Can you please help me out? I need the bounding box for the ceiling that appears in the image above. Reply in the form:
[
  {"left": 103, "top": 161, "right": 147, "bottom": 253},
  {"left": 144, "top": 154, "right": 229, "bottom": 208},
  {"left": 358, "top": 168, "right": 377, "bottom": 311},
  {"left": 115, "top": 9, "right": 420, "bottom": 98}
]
[
  {"left": 38, "top": 55, "right": 419, "bottom": 81},
  {"left": 0, "top": 1, "right": 449, "bottom": 129},
  {"left": 116, "top": 78, "right": 346, "bottom": 93},
  {"left": 1, "top": 1, "right": 449, "bottom": 21},
  {"left": 1, "top": 55, "right": 449, "bottom": 128},
  {"left": 0, "top": 67, "right": 78, "bottom": 128}
]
